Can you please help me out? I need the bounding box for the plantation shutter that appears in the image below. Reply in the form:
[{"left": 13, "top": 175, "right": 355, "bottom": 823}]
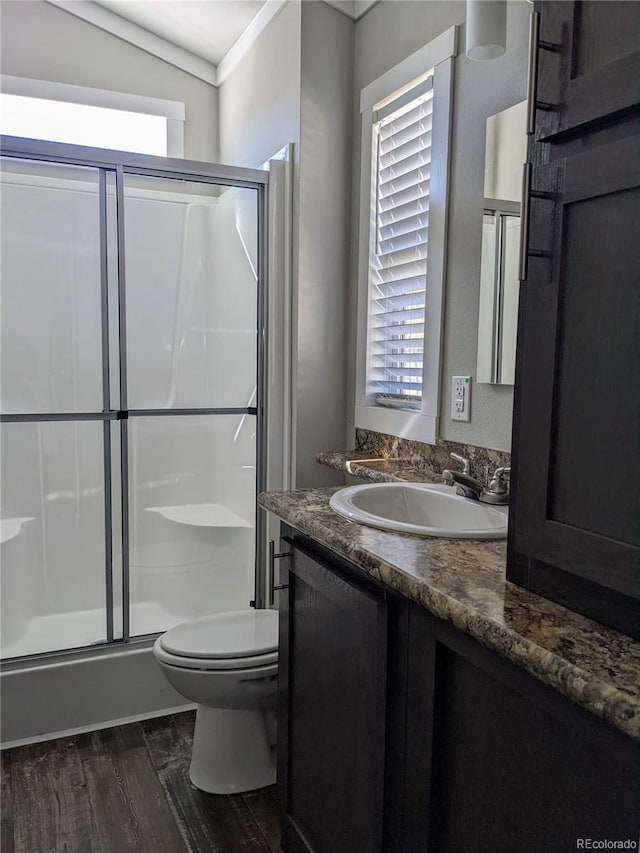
[{"left": 369, "top": 76, "right": 433, "bottom": 410}]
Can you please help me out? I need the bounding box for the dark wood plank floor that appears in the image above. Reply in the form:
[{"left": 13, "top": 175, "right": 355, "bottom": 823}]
[{"left": 1, "top": 711, "right": 282, "bottom": 853}]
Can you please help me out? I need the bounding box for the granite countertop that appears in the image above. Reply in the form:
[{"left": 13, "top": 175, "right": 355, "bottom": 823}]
[
  {"left": 315, "top": 450, "right": 443, "bottom": 484},
  {"left": 258, "top": 485, "right": 640, "bottom": 741}
]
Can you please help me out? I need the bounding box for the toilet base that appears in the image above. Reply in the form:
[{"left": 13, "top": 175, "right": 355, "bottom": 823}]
[{"left": 189, "top": 706, "right": 276, "bottom": 794}]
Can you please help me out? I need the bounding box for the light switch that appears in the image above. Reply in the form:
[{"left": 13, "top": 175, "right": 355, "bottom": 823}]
[{"left": 451, "top": 376, "right": 471, "bottom": 421}]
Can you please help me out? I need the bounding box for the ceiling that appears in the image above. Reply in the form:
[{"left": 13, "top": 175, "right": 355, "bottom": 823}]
[
  {"left": 48, "top": 0, "right": 379, "bottom": 86},
  {"left": 95, "top": 0, "right": 267, "bottom": 66}
]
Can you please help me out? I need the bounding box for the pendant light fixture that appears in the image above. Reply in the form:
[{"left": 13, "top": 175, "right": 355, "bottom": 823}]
[{"left": 466, "top": 0, "right": 507, "bottom": 61}]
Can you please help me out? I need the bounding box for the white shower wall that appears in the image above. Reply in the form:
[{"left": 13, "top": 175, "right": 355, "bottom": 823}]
[
  {"left": 0, "top": 165, "right": 259, "bottom": 659},
  {"left": 1, "top": 420, "right": 107, "bottom": 653},
  {"left": 1, "top": 168, "right": 103, "bottom": 413},
  {"left": 126, "top": 194, "right": 258, "bottom": 410}
]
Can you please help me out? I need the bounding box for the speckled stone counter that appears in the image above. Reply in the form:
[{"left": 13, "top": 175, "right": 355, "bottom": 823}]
[
  {"left": 315, "top": 450, "right": 441, "bottom": 484},
  {"left": 258, "top": 487, "right": 640, "bottom": 741}
]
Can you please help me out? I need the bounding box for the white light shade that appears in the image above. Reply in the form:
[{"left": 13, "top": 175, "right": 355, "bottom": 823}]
[{"left": 466, "top": 0, "right": 507, "bottom": 61}]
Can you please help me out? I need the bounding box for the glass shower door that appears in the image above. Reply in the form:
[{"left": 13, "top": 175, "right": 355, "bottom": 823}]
[
  {"left": 121, "top": 175, "right": 259, "bottom": 637},
  {"left": 0, "top": 158, "right": 118, "bottom": 657},
  {"left": 0, "top": 141, "right": 266, "bottom": 660}
]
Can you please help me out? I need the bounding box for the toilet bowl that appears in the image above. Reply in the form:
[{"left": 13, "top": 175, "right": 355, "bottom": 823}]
[{"left": 153, "top": 609, "right": 278, "bottom": 794}]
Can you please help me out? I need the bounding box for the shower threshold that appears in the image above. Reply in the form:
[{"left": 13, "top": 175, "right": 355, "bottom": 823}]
[{"left": 1, "top": 601, "right": 180, "bottom": 660}]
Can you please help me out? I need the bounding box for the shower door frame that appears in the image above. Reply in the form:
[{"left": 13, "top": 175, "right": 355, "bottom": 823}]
[{"left": 0, "top": 135, "right": 270, "bottom": 664}]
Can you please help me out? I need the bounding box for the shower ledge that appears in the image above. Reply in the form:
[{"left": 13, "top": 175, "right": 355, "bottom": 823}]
[
  {"left": 145, "top": 504, "right": 252, "bottom": 529},
  {"left": 0, "top": 517, "right": 35, "bottom": 545}
]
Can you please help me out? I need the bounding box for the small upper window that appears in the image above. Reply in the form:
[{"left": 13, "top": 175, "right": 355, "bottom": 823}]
[
  {"left": 0, "top": 94, "right": 168, "bottom": 156},
  {"left": 0, "top": 77, "right": 185, "bottom": 158}
]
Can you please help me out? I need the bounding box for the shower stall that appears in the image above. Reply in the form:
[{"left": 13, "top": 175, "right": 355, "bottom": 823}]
[{"left": 0, "top": 137, "right": 275, "bottom": 738}]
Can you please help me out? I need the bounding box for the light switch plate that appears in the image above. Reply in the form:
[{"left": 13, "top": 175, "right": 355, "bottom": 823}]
[{"left": 451, "top": 375, "right": 471, "bottom": 421}]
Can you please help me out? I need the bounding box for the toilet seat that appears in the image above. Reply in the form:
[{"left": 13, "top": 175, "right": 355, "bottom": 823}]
[
  {"left": 156, "top": 609, "right": 278, "bottom": 671},
  {"left": 154, "top": 639, "right": 278, "bottom": 671}
]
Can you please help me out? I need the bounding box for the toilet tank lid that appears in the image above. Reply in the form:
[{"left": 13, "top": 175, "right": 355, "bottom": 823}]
[{"left": 159, "top": 609, "right": 278, "bottom": 659}]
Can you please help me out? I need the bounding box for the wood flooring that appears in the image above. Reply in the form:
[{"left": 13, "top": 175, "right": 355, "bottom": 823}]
[{"left": 1, "top": 711, "right": 282, "bottom": 853}]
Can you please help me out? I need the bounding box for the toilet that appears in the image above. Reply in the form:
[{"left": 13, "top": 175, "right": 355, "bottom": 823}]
[{"left": 153, "top": 608, "right": 278, "bottom": 794}]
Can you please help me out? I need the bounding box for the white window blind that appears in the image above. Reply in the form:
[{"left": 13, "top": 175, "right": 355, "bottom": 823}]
[{"left": 368, "top": 77, "right": 433, "bottom": 410}]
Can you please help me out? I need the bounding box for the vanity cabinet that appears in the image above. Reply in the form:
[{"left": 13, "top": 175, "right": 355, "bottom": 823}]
[
  {"left": 508, "top": 0, "right": 640, "bottom": 637},
  {"left": 276, "top": 531, "right": 388, "bottom": 853},
  {"left": 277, "top": 525, "right": 639, "bottom": 853}
]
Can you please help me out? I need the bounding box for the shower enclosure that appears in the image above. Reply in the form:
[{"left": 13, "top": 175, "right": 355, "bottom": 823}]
[{"left": 0, "top": 136, "right": 269, "bottom": 666}]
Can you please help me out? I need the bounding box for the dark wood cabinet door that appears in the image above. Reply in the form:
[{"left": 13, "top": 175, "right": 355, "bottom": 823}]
[
  {"left": 535, "top": 0, "right": 640, "bottom": 141},
  {"left": 508, "top": 1, "right": 640, "bottom": 637},
  {"left": 277, "top": 535, "right": 387, "bottom": 853},
  {"left": 406, "top": 608, "right": 640, "bottom": 853},
  {"left": 429, "top": 641, "right": 640, "bottom": 852}
]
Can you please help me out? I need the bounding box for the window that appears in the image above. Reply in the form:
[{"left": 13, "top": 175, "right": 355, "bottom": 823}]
[
  {"left": 355, "top": 27, "right": 457, "bottom": 444},
  {"left": 0, "top": 76, "right": 185, "bottom": 157},
  {"left": 369, "top": 77, "right": 432, "bottom": 409}
]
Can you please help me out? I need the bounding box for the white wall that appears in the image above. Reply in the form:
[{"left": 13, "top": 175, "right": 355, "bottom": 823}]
[
  {"left": 349, "top": 1, "right": 530, "bottom": 452},
  {"left": 295, "top": 1, "right": 354, "bottom": 487},
  {"left": 0, "top": 0, "right": 219, "bottom": 162},
  {"left": 219, "top": 1, "right": 353, "bottom": 488},
  {"left": 218, "top": 1, "right": 301, "bottom": 168}
]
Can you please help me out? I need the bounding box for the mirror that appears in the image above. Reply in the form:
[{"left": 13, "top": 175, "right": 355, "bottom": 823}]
[{"left": 476, "top": 100, "right": 526, "bottom": 385}]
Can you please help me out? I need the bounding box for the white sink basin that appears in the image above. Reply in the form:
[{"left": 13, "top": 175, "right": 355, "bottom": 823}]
[{"left": 329, "top": 482, "right": 507, "bottom": 539}]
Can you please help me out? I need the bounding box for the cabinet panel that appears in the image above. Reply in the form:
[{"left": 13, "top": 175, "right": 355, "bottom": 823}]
[
  {"left": 511, "top": 135, "right": 640, "bottom": 611},
  {"left": 429, "top": 647, "right": 639, "bottom": 852},
  {"left": 535, "top": 1, "right": 640, "bottom": 139},
  {"left": 508, "top": 1, "right": 640, "bottom": 636},
  {"left": 279, "top": 537, "right": 387, "bottom": 853},
  {"left": 399, "top": 607, "right": 640, "bottom": 853},
  {"left": 573, "top": 1, "right": 639, "bottom": 78},
  {"left": 549, "top": 188, "right": 639, "bottom": 546}
]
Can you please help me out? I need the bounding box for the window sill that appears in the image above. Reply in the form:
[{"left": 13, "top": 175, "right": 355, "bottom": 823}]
[{"left": 355, "top": 404, "right": 437, "bottom": 445}]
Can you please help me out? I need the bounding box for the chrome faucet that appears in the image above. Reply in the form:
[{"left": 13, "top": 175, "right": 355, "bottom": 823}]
[
  {"left": 441, "top": 453, "right": 484, "bottom": 500},
  {"left": 441, "top": 453, "right": 511, "bottom": 505}
]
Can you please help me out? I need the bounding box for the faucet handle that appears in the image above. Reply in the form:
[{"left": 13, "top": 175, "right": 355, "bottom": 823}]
[
  {"left": 450, "top": 452, "right": 470, "bottom": 475},
  {"left": 480, "top": 466, "right": 511, "bottom": 505},
  {"left": 488, "top": 466, "right": 511, "bottom": 494}
]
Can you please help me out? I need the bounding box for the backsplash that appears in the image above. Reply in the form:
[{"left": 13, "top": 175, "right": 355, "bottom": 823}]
[{"left": 355, "top": 429, "right": 510, "bottom": 482}]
